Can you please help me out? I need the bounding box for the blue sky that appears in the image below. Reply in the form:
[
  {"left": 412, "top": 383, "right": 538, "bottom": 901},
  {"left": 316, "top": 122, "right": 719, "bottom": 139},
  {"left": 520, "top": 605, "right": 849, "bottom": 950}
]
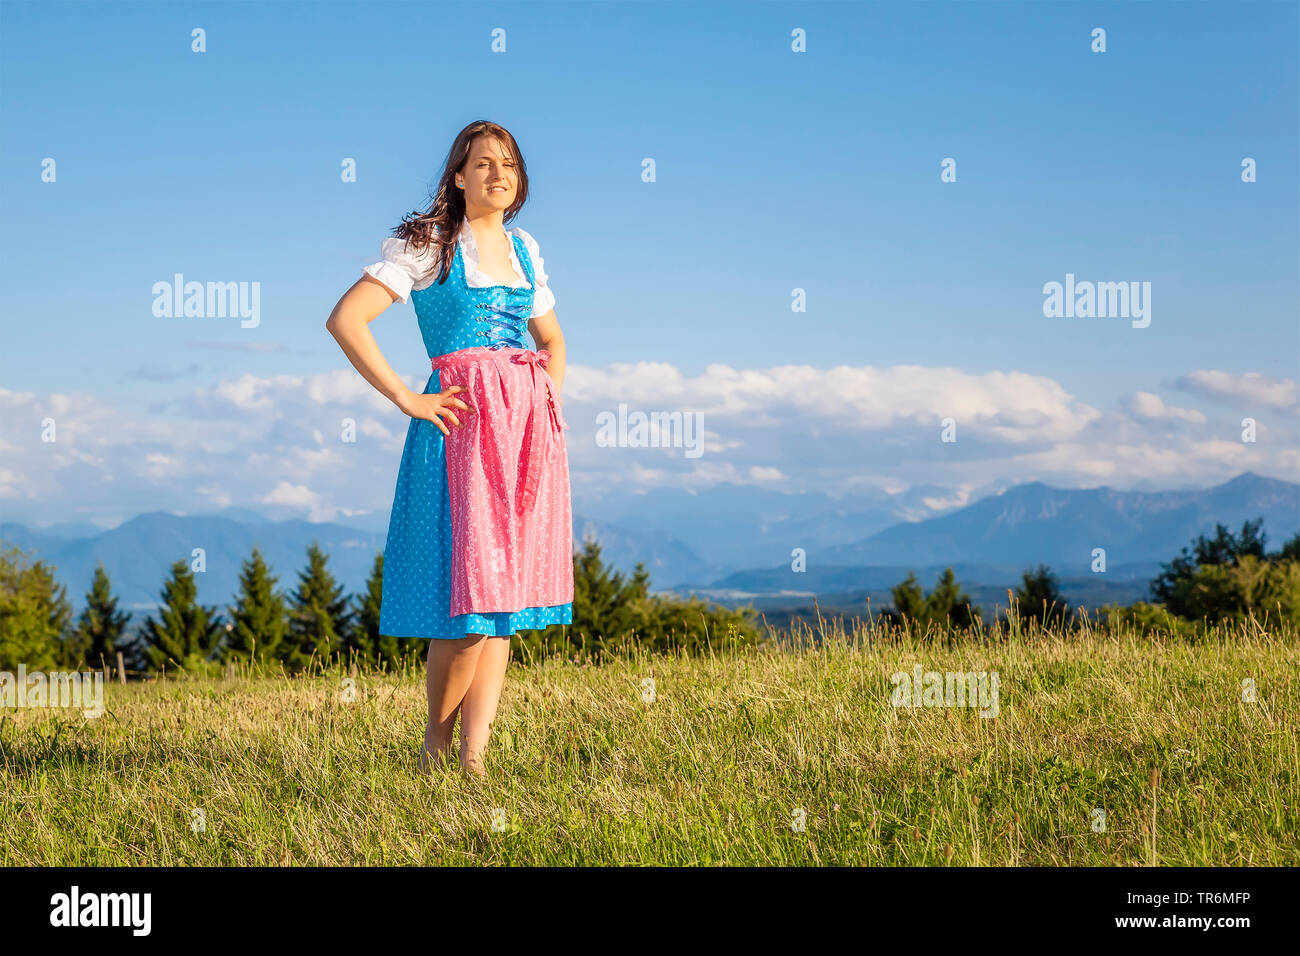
[{"left": 1, "top": 0, "right": 1297, "bottom": 529}]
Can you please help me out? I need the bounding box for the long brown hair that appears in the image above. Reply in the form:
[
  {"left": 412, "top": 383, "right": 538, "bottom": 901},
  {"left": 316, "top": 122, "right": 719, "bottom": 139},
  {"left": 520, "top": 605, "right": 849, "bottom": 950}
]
[{"left": 392, "top": 120, "right": 530, "bottom": 285}]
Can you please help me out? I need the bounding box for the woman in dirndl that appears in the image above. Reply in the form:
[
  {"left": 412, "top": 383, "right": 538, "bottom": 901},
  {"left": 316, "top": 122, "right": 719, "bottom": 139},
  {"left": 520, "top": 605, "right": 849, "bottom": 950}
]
[{"left": 326, "top": 120, "right": 573, "bottom": 775}]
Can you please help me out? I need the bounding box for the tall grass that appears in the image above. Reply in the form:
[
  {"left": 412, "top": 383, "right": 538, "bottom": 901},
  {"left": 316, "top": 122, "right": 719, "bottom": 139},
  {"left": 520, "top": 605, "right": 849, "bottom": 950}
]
[{"left": 1, "top": 613, "right": 1295, "bottom": 865}]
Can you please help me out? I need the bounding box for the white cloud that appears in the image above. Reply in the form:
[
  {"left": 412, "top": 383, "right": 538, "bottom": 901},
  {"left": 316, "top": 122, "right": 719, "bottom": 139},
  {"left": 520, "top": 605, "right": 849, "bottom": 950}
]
[
  {"left": 568, "top": 362, "right": 1102, "bottom": 440},
  {"left": 304, "top": 368, "right": 397, "bottom": 411},
  {"left": 922, "top": 487, "right": 978, "bottom": 512},
  {"left": 1175, "top": 371, "right": 1298, "bottom": 410},
  {"left": 212, "top": 374, "right": 304, "bottom": 411},
  {"left": 0, "top": 364, "right": 1295, "bottom": 528},
  {"left": 261, "top": 480, "right": 337, "bottom": 523},
  {"left": 142, "top": 452, "right": 183, "bottom": 478},
  {"left": 197, "top": 485, "right": 232, "bottom": 508},
  {"left": 1124, "top": 391, "right": 1207, "bottom": 424},
  {"left": 0, "top": 468, "right": 22, "bottom": 499}
]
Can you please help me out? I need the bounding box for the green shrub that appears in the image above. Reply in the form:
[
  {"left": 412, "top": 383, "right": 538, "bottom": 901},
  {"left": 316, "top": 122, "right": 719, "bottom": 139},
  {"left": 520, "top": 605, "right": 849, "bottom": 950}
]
[
  {"left": 1091, "top": 600, "right": 1195, "bottom": 639},
  {"left": 515, "top": 540, "right": 761, "bottom": 663},
  {"left": 0, "top": 544, "right": 71, "bottom": 671}
]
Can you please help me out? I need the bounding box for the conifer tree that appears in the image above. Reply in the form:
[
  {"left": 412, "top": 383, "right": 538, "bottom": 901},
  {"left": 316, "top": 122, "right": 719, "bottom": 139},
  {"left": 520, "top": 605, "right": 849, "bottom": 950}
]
[
  {"left": 569, "top": 538, "right": 647, "bottom": 643},
  {"left": 350, "top": 551, "right": 385, "bottom": 666},
  {"left": 73, "top": 563, "right": 131, "bottom": 669},
  {"left": 1152, "top": 518, "right": 1268, "bottom": 614},
  {"left": 887, "top": 572, "right": 927, "bottom": 624},
  {"left": 352, "top": 552, "right": 425, "bottom": 668},
  {"left": 1277, "top": 530, "right": 1300, "bottom": 563},
  {"left": 0, "top": 546, "right": 71, "bottom": 671},
  {"left": 1013, "top": 564, "right": 1069, "bottom": 628},
  {"left": 548, "top": 539, "right": 653, "bottom": 652},
  {"left": 925, "top": 567, "right": 980, "bottom": 629},
  {"left": 139, "top": 559, "right": 224, "bottom": 672},
  {"left": 524, "top": 539, "right": 756, "bottom": 660},
  {"left": 284, "top": 543, "right": 353, "bottom": 670},
  {"left": 224, "top": 547, "right": 287, "bottom": 664},
  {"left": 880, "top": 569, "right": 980, "bottom": 631}
]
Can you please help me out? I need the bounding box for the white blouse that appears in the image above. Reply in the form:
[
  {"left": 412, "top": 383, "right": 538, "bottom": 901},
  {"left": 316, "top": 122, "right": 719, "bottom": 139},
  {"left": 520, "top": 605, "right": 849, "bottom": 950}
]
[{"left": 363, "top": 219, "right": 556, "bottom": 318}]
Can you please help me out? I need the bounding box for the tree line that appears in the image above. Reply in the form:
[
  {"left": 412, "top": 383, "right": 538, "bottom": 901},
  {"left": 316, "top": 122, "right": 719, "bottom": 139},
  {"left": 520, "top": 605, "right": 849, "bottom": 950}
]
[
  {"left": 2, "top": 518, "right": 1298, "bottom": 673},
  {"left": 0, "top": 540, "right": 760, "bottom": 674},
  {"left": 877, "top": 519, "right": 1300, "bottom": 634}
]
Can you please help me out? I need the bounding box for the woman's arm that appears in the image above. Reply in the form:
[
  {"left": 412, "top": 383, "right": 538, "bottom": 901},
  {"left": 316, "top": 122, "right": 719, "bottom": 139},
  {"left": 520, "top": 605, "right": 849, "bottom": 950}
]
[
  {"left": 325, "top": 274, "right": 470, "bottom": 436},
  {"left": 528, "top": 308, "right": 565, "bottom": 397}
]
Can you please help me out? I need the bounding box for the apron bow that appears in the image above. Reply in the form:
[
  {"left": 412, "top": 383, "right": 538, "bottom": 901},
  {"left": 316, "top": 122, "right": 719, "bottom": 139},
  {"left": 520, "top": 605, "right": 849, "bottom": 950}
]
[{"left": 511, "top": 350, "right": 566, "bottom": 514}]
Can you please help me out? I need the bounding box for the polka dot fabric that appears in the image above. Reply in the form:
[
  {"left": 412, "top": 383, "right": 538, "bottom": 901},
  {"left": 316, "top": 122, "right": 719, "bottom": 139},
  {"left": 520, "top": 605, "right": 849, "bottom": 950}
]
[{"left": 375, "top": 231, "right": 574, "bottom": 639}]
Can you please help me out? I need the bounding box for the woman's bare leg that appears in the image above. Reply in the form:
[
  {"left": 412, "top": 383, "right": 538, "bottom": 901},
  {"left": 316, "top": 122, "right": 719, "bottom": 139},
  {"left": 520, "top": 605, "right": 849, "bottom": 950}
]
[
  {"left": 458, "top": 636, "right": 512, "bottom": 776},
  {"left": 420, "top": 635, "right": 486, "bottom": 772}
]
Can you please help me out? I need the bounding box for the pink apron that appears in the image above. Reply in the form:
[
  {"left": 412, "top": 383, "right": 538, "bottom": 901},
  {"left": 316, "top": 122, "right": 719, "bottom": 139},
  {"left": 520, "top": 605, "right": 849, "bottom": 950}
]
[{"left": 431, "top": 346, "right": 573, "bottom": 616}]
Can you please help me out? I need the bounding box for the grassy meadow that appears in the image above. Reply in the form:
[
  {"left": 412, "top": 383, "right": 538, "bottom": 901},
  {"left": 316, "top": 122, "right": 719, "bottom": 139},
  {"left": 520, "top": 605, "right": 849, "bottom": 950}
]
[{"left": 1, "top": 615, "right": 1296, "bottom": 866}]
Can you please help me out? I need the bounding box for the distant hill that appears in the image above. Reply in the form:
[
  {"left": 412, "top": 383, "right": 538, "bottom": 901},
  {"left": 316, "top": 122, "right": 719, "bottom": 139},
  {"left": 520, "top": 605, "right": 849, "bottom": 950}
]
[
  {"left": 686, "top": 472, "right": 1300, "bottom": 610},
  {"left": 3, "top": 472, "right": 1294, "bottom": 617},
  {"left": 0, "top": 511, "right": 710, "bottom": 612},
  {"left": 569, "top": 482, "right": 963, "bottom": 570},
  {"left": 685, "top": 561, "right": 1165, "bottom": 622},
  {"left": 572, "top": 516, "right": 717, "bottom": 587},
  {"left": 1, "top": 512, "right": 386, "bottom": 612},
  {"left": 815, "top": 473, "right": 1300, "bottom": 574}
]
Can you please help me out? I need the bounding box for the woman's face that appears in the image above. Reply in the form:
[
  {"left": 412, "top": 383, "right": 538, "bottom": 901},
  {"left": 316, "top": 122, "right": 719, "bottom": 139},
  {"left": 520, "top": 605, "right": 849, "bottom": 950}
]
[{"left": 459, "top": 136, "right": 518, "bottom": 214}]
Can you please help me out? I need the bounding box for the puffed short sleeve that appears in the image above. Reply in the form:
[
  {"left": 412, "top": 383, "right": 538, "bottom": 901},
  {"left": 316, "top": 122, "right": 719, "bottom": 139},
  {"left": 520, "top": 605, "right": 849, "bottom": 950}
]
[
  {"left": 512, "top": 228, "right": 556, "bottom": 318},
  {"left": 362, "top": 237, "right": 431, "bottom": 304}
]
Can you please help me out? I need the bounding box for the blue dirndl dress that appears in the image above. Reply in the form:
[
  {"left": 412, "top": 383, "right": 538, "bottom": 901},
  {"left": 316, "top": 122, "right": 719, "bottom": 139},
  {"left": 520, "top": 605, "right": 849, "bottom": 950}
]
[{"left": 376, "top": 231, "right": 574, "bottom": 640}]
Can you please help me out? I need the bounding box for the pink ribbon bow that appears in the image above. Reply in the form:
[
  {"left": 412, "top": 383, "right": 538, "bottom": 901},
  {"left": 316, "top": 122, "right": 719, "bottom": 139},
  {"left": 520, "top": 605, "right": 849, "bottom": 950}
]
[{"left": 511, "top": 349, "right": 567, "bottom": 514}]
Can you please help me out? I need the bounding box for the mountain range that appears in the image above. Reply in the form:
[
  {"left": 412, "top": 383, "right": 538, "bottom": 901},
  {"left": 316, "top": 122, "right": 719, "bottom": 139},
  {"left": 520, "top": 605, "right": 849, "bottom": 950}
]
[{"left": 1, "top": 472, "right": 1295, "bottom": 615}]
